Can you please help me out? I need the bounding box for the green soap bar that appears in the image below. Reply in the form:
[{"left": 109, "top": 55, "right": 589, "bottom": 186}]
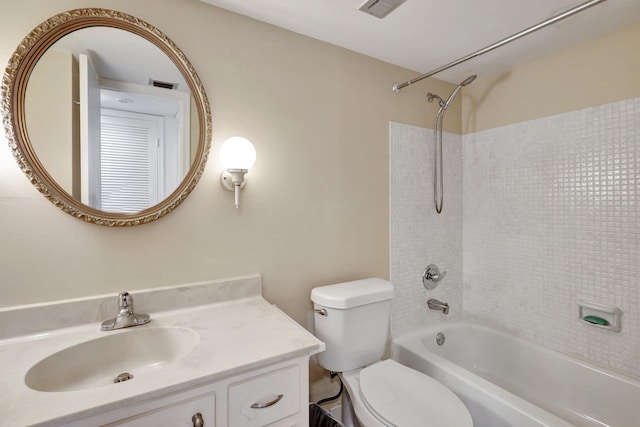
[{"left": 583, "top": 315, "right": 610, "bottom": 326}]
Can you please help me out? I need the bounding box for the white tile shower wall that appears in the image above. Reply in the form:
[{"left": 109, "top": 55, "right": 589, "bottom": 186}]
[
  {"left": 390, "top": 122, "right": 464, "bottom": 337},
  {"left": 463, "top": 98, "right": 640, "bottom": 377}
]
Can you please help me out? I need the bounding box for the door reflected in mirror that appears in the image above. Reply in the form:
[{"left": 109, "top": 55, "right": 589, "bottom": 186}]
[{"left": 24, "top": 26, "right": 199, "bottom": 214}]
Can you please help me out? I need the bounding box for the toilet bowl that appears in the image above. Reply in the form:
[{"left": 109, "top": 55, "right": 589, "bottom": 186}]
[
  {"left": 340, "top": 360, "right": 472, "bottom": 427},
  {"left": 311, "top": 278, "right": 473, "bottom": 427}
]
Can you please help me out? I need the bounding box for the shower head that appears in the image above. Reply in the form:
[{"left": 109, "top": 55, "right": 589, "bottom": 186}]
[
  {"left": 460, "top": 74, "right": 477, "bottom": 86},
  {"left": 443, "top": 74, "right": 477, "bottom": 110}
]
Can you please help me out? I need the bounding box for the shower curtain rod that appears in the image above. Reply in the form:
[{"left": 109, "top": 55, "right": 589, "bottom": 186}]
[{"left": 392, "top": 0, "right": 608, "bottom": 93}]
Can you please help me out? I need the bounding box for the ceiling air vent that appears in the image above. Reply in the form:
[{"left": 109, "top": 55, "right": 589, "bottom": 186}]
[
  {"left": 149, "top": 79, "right": 178, "bottom": 90},
  {"left": 358, "top": 0, "right": 407, "bottom": 19}
]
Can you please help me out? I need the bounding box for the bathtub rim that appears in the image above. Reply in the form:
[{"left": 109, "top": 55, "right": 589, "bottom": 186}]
[
  {"left": 391, "top": 320, "right": 640, "bottom": 426},
  {"left": 392, "top": 325, "right": 569, "bottom": 426},
  {"left": 392, "top": 320, "right": 640, "bottom": 388}
]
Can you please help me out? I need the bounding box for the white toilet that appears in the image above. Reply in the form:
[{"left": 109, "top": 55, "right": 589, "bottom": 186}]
[{"left": 311, "top": 278, "right": 473, "bottom": 427}]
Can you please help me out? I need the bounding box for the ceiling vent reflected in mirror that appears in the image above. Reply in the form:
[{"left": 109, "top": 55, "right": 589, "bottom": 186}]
[
  {"left": 358, "top": 0, "right": 407, "bottom": 19},
  {"left": 149, "top": 78, "right": 178, "bottom": 90}
]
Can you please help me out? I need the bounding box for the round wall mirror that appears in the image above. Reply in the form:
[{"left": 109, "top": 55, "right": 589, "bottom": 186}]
[{"left": 1, "top": 9, "right": 212, "bottom": 226}]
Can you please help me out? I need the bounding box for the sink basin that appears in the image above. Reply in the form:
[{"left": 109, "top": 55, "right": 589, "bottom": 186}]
[{"left": 25, "top": 326, "right": 200, "bottom": 392}]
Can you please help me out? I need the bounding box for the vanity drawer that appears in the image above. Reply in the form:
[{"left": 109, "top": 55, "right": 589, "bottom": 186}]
[
  {"left": 104, "top": 392, "right": 215, "bottom": 427},
  {"left": 228, "top": 364, "right": 300, "bottom": 427}
]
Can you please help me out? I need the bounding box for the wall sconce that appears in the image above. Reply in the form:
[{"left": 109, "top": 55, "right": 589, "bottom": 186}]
[{"left": 220, "top": 136, "right": 256, "bottom": 208}]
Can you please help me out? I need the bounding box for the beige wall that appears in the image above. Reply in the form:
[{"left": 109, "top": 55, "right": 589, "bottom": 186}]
[
  {"left": 4, "top": 0, "right": 639, "bottom": 404},
  {"left": 462, "top": 21, "right": 640, "bottom": 133},
  {"left": 0, "top": 0, "right": 457, "bottom": 393}
]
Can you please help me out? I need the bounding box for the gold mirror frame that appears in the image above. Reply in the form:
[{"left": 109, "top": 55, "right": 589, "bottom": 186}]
[{"left": 1, "top": 8, "right": 212, "bottom": 226}]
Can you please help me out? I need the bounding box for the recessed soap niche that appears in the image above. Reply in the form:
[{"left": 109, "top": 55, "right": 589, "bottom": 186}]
[{"left": 577, "top": 300, "right": 622, "bottom": 332}]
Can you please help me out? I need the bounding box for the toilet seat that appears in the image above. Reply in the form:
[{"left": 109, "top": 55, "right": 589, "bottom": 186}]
[{"left": 357, "top": 360, "right": 472, "bottom": 427}]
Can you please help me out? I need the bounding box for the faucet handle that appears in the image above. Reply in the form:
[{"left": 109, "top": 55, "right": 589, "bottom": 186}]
[
  {"left": 423, "top": 264, "right": 446, "bottom": 290},
  {"left": 118, "top": 291, "right": 133, "bottom": 309},
  {"left": 101, "top": 291, "right": 150, "bottom": 331}
]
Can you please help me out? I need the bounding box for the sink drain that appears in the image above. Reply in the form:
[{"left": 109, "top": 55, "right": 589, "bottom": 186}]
[
  {"left": 114, "top": 372, "right": 134, "bottom": 383},
  {"left": 436, "top": 332, "right": 445, "bottom": 346}
]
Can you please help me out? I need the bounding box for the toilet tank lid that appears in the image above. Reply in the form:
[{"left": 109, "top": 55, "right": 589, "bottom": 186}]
[{"left": 311, "top": 278, "right": 394, "bottom": 309}]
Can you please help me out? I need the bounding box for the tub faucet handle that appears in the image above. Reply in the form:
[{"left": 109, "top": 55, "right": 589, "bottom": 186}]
[{"left": 423, "top": 264, "right": 446, "bottom": 290}]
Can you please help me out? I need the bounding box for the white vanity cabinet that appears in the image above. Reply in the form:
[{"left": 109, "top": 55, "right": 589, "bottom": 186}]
[
  {"left": 64, "top": 356, "right": 310, "bottom": 427},
  {"left": 227, "top": 363, "right": 301, "bottom": 427},
  {"left": 105, "top": 391, "right": 215, "bottom": 426},
  {"left": 0, "top": 276, "right": 325, "bottom": 426}
]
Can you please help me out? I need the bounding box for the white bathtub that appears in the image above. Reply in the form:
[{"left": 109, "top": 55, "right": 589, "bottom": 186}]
[{"left": 392, "top": 322, "right": 640, "bottom": 427}]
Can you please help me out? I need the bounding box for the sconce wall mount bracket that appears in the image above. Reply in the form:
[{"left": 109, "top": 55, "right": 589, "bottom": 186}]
[
  {"left": 221, "top": 169, "right": 248, "bottom": 191},
  {"left": 219, "top": 136, "right": 256, "bottom": 209},
  {"left": 221, "top": 168, "right": 249, "bottom": 208}
]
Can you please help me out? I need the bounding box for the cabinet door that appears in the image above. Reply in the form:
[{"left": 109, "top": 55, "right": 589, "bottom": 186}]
[
  {"left": 228, "top": 365, "right": 300, "bottom": 427},
  {"left": 105, "top": 392, "right": 214, "bottom": 427}
]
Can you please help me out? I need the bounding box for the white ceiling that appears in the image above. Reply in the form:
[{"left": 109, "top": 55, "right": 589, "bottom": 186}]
[
  {"left": 199, "top": 0, "right": 640, "bottom": 86},
  {"left": 51, "top": 27, "right": 188, "bottom": 92}
]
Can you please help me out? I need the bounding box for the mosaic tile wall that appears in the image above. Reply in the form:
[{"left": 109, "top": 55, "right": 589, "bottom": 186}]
[
  {"left": 389, "top": 122, "right": 464, "bottom": 336},
  {"left": 462, "top": 98, "right": 640, "bottom": 377}
]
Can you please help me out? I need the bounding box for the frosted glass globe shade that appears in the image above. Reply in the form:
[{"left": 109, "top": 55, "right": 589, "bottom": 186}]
[{"left": 220, "top": 137, "right": 256, "bottom": 170}]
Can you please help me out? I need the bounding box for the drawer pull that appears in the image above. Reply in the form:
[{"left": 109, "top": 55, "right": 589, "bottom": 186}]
[
  {"left": 250, "top": 394, "right": 284, "bottom": 409},
  {"left": 192, "top": 412, "right": 204, "bottom": 427}
]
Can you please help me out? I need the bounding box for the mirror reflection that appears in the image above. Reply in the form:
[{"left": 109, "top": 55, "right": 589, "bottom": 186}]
[{"left": 24, "top": 27, "right": 199, "bottom": 214}]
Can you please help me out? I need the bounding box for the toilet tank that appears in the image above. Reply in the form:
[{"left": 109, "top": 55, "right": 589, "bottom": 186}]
[{"left": 311, "top": 278, "right": 394, "bottom": 373}]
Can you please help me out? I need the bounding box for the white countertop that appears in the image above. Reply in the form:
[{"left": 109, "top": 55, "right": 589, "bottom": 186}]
[{"left": 0, "top": 276, "right": 324, "bottom": 426}]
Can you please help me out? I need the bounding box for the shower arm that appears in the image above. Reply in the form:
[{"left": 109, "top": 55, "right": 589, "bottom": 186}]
[{"left": 391, "top": 0, "right": 608, "bottom": 93}]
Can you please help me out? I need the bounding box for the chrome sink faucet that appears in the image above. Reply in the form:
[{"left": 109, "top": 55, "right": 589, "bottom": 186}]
[
  {"left": 101, "top": 291, "right": 151, "bottom": 331},
  {"left": 427, "top": 298, "right": 449, "bottom": 315}
]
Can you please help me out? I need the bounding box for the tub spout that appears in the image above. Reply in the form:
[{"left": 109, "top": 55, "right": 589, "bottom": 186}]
[{"left": 427, "top": 298, "right": 449, "bottom": 315}]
